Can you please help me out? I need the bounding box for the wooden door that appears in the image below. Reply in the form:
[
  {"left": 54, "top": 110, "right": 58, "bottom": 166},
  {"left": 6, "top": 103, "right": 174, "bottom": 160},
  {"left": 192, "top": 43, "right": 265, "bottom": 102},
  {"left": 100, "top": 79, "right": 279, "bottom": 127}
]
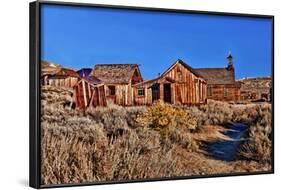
[
  {"left": 164, "top": 83, "right": 171, "bottom": 103},
  {"left": 151, "top": 83, "right": 160, "bottom": 102},
  {"left": 91, "top": 87, "right": 99, "bottom": 107}
]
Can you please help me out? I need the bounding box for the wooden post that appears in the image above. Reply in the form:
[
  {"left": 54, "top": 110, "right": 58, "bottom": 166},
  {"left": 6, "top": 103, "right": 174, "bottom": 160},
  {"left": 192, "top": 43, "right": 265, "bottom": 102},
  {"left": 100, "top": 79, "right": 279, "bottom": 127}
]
[
  {"left": 159, "top": 83, "right": 164, "bottom": 101},
  {"left": 76, "top": 83, "right": 81, "bottom": 109},
  {"left": 82, "top": 80, "right": 87, "bottom": 108},
  {"left": 171, "top": 83, "right": 175, "bottom": 104},
  {"left": 88, "top": 83, "right": 91, "bottom": 99}
]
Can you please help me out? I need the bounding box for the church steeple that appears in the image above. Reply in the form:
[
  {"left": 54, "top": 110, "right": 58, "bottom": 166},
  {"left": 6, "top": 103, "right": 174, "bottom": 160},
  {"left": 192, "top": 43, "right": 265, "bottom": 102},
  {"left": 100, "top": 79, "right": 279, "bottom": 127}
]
[{"left": 226, "top": 52, "right": 234, "bottom": 71}]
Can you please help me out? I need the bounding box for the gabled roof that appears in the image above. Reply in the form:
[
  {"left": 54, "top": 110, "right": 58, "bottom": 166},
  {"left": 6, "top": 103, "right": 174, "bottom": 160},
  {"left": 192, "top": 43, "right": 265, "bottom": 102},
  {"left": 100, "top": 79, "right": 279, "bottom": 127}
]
[
  {"left": 55, "top": 68, "right": 80, "bottom": 78},
  {"left": 134, "top": 59, "right": 205, "bottom": 87},
  {"left": 194, "top": 68, "right": 235, "bottom": 85},
  {"left": 90, "top": 64, "right": 141, "bottom": 84},
  {"left": 162, "top": 59, "right": 205, "bottom": 79},
  {"left": 41, "top": 60, "right": 80, "bottom": 78}
]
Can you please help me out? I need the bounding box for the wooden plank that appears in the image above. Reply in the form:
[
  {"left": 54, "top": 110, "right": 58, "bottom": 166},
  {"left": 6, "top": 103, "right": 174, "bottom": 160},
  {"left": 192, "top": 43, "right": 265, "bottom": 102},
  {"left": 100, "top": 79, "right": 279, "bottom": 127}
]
[
  {"left": 76, "top": 83, "right": 81, "bottom": 109},
  {"left": 88, "top": 83, "right": 91, "bottom": 99},
  {"left": 125, "top": 85, "right": 128, "bottom": 105},
  {"left": 82, "top": 80, "right": 87, "bottom": 108}
]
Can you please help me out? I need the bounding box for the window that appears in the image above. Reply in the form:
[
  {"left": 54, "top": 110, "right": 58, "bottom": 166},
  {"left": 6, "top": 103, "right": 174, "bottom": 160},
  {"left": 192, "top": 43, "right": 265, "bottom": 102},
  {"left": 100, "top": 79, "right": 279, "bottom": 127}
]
[
  {"left": 224, "top": 85, "right": 227, "bottom": 97},
  {"left": 207, "top": 86, "right": 212, "bottom": 96},
  {"left": 261, "top": 93, "right": 268, "bottom": 100},
  {"left": 138, "top": 88, "right": 145, "bottom": 96},
  {"left": 108, "top": 86, "right": 116, "bottom": 95}
]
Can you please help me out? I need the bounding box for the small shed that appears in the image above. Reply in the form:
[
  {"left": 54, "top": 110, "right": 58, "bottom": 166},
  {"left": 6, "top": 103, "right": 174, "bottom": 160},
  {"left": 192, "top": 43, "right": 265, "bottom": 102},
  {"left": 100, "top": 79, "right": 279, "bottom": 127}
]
[
  {"left": 47, "top": 68, "right": 80, "bottom": 88},
  {"left": 74, "top": 80, "right": 106, "bottom": 109},
  {"left": 89, "top": 64, "right": 143, "bottom": 106},
  {"left": 74, "top": 72, "right": 106, "bottom": 109},
  {"left": 41, "top": 60, "right": 61, "bottom": 85}
]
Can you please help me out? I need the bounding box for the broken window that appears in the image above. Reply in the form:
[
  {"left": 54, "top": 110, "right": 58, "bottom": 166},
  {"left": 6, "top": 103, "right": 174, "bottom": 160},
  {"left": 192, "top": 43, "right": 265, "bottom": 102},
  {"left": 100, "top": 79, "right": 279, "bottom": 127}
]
[{"left": 108, "top": 86, "right": 116, "bottom": 96}]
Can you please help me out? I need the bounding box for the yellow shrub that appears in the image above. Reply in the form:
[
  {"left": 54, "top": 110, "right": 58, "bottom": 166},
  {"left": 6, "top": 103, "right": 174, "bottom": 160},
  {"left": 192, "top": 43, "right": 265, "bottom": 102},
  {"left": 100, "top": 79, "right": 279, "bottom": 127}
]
[{"left": 137, "top": 101, "right": 197, "bottom": 133}]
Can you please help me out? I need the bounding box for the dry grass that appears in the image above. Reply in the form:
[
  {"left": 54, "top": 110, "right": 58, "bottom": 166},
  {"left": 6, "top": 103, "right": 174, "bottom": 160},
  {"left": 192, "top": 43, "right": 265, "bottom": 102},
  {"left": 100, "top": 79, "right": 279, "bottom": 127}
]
[
  {"left": 193, "top": 125, "right": 232, "bottom": 142},
  {"left": 186, "top": 100, "right": 272, "bottom": 166},
  {"left": 237, "top": 104, "right": 272, "bottom": 165},
  {"left": 41, "top": 86, "right": 272, "bottom": 185}
]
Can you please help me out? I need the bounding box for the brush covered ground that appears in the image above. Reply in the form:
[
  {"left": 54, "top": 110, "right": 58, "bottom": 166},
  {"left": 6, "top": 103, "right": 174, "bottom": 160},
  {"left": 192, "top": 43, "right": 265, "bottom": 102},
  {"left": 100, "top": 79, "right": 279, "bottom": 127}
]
[{"left": 41, "top": 86, "right": 272, "bottom": 185}]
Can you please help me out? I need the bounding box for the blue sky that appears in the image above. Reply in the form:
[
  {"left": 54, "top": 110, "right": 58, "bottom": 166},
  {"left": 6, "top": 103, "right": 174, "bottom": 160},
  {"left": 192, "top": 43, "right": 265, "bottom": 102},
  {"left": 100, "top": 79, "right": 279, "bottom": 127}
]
[{"left": 41, "top": 4, "right": 272, "bottom": 80}]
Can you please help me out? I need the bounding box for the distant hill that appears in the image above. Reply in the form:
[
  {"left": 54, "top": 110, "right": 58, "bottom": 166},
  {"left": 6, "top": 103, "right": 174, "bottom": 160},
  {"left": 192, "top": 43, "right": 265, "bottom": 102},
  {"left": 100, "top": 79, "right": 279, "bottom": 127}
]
[{"left": 238, "top": 77, "right": 272, "bottom": 101}]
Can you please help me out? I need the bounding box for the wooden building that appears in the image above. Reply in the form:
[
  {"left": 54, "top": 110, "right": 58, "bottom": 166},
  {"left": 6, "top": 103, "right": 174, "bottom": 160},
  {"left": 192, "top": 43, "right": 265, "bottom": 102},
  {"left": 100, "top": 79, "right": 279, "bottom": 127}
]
[
  {"left": 73, "top": 78, "right": 106, "bottom": 109},
  {"left": 42, "top": 53, "right": 243, "bottom": 108},
  {"left": 89, "top": 64, "right": 143, "bottom": 106},
  {"left": 41, "top": 61, "right": 80, "bottom": 88},
  {"left": 74, "top": 68, "right": 107, "bottom": 109},
  {"left": 41, "top": 60, "right": 61, "bottom": 85},
  {"left": 133, "top": 59, "right": 207, "bottom": 105},
  {"left": 195, "top": 54, "right": 241, "bottom": 102},
  {"left": 239, "top": 77, "right": 272, "bottom": 102},
  {"left": 47, "top": 68, "right": 80, "bottom": 88}
]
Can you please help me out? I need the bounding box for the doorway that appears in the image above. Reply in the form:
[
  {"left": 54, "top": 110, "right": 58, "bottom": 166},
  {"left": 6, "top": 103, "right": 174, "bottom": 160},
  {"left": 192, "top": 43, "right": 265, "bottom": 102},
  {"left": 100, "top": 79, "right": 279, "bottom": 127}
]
[
  {"left": 151, "top": 83, "right": 160, "bottom": 102},
  {"left": 164, "top": 83, "right": 171, "bottom": 103}
]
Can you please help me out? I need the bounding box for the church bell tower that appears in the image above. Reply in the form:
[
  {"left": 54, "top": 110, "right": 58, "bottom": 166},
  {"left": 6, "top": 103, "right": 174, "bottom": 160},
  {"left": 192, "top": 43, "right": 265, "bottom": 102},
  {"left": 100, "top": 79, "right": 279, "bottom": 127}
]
[{"left": 226, "top": 52, "right": 234, "bottom": 71}]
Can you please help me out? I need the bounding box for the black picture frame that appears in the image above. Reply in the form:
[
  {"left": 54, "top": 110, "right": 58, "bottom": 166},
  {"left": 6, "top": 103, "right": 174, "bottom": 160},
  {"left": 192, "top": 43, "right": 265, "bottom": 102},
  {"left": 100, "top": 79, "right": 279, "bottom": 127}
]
[{"left": 29, "top": 1, "right": 274, "bottom": 188}]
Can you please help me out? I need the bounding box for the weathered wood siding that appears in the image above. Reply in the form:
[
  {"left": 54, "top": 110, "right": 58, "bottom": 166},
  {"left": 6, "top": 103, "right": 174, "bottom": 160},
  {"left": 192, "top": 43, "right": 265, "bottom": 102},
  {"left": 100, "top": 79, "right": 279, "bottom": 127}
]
[
  {"left": 207, "top": 84, "right": 240, "bottom": 101},
  {"left": 74, "top": 80, "right": 106, "bottom": 109},
  {"left": 133, "top": 62, "right": 207, "bottom": 105},
  {"left": 165, "top": 63, "right": 207, "bottom": 105},
  {"left": 48, "top": 77, "right": 79, "bottom": 88},
  {"left": 104, "top": 84, "right": 134, "bottom": 106},
  {"left": 102, "top": 68, "right": 142, "bottom": 106},
  {"left": 134, "top": 84, "right": 152, "bottom": 105}
]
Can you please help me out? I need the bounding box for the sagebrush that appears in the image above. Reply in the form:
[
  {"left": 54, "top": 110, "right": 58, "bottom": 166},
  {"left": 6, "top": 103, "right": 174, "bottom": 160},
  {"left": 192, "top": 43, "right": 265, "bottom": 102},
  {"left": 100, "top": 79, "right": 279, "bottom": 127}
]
[{"left": 41, "top": 86, "right": 272, "bottom": 185}]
